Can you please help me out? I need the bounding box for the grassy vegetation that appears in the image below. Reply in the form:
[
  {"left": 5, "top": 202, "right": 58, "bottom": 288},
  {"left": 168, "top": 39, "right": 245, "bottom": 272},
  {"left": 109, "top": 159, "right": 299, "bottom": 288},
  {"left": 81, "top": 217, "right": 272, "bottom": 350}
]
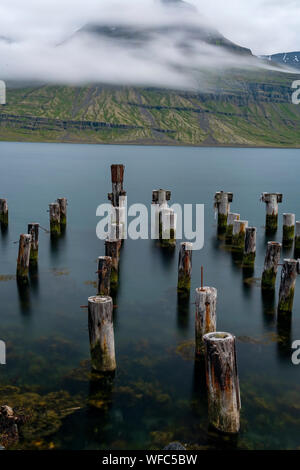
[{"left": 1, "top": 69, "right": 300, "bottom": 146}]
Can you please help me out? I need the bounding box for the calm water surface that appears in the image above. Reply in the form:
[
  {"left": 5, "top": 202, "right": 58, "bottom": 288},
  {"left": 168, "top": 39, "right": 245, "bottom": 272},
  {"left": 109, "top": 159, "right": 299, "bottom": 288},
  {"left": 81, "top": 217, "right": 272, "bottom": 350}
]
[{"left": 0, "top": 142, "right": 300, "bottom": 450}]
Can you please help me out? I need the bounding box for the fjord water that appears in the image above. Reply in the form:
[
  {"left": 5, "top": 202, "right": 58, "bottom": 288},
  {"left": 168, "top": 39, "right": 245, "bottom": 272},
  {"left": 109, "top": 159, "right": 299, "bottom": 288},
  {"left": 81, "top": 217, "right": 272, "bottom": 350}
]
[{"left": 0, "top": 142, "right": 300, "bottom": 450}]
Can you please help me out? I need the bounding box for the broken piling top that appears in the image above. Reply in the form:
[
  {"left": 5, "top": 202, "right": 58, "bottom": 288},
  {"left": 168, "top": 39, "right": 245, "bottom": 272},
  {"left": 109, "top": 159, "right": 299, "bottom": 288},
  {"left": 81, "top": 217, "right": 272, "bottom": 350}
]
[
  {"left": 111, "top": 164, "right": 124, "bottom": 185},
  {"left": 203, "top": 331, "right": 241, "bottom": 434},
  {"left": 152, "top": 189, "right": 171, "bottom": 206},
  {"left": 261, "top": 192, "right": 283, "bottom": 206},
  {"left": 214, "top": 191, "right": 233, "bottom": 213},
  {"left": 108, "top": 164, "right": 126, "bottom": 207},
  {"left": 261, "top": 241, "right": 282, "bottom": 290}
]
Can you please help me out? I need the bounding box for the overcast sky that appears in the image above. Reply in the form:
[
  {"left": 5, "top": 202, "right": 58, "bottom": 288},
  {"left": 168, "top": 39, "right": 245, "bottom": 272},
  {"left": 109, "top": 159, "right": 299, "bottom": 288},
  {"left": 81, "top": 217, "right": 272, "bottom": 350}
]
[
  {"left": 0, "top": 0, "right": 299, "bottom": 54},
  {"left": 0, "top": 0, "right": 298, "bottom": 87}
]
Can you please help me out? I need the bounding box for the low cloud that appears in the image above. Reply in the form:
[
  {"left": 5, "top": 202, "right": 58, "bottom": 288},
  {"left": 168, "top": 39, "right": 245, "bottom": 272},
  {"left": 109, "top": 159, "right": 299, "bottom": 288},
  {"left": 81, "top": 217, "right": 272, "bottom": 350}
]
[{"left": 0, "top": 0, "right": 298, "bottom": 90}]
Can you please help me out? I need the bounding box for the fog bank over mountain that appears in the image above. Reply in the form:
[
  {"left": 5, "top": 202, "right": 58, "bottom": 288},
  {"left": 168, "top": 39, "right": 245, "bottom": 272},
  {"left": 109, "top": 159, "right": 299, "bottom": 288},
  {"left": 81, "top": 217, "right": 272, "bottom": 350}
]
[{"left": 0, "top": 0, "right": 298, "bottom": 89}]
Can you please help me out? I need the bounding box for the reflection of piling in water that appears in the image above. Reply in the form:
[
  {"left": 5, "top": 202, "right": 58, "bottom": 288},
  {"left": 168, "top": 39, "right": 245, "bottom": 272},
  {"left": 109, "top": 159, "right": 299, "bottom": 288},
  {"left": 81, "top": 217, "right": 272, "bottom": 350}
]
[
  {"left": 278, "top": 259, "right": 299, "bottom": 315},
  {"left": 243, "top": 227, "right": 256, "bottom": 267},
  {"left": 214, "top": 191, "right": 233, "bottom": 232},
  {"left": 28, "top": 223, "right": 39, "bottom": 266},
  {"left": 204, "top": 332, "right": 241, "bottom": 434},
  {"left": 232, "top": 220, "right": 248, "bottom": 253},
  {"left": 277, "top": 313, "right": 292, "bottom": 358},
  {"left": 282, "top": 213, "right": 295, "bottom": 246},
  {"left": 16, "top": 234, "right": 31, "bottom": 283},
  {"left": 105, "top": 239, "right": 121, "bottom": 289},
  {"left": 57, "top": 197, "right": 67, "bottom": 226},
  {"left": 88, "top": 296, "right": 116, "bottom": 373},
  {"left": 0, "top": 199, "right": 8, "bottom": 225},
  {"left": 177, "top": 242, "right": 192, "bottom": 297},
  {"left": 195, "top": 287, "right": 217, "bottom": 356},
  {"left": 261, "top": 192, "right": 282, "bottom": 232},
  {"left": 262, "top": 241, "right": 281, "bottom": 290},
  {"left": 49, "top": 202, "right": 61, "bottom": 235},
  {"left": 225, "top": 213, "right": 240, "bottom": 243},
  {"left": 97, "top": 256, "right": 112, "bottom": 296}
]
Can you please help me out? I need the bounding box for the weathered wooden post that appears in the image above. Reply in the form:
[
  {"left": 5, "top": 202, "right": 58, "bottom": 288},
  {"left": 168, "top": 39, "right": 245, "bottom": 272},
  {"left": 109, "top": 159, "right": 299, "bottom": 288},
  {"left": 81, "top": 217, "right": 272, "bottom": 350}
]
[
  {"left": 278, "top": 259, "right": 299, "bottom": 314},
  {"left": 0, "top": 199, "right": 8, "bottom": 225},
  {"left": 97, "top": 256, "right": 112, "bottom": 296},
  {"left": 225, "top": 213, "right": 240, "bottom": 243},
  {"left": 261, "top": 241, "right": 282, "bottom": 290},
  {"left": 214, "top": 191, "right": 233, "bottom": 231},
  {"left": 105, "top": 238, "right": 121, "bottom": 288},
  {"left": 16, "top": 234, "right": 31, "bottom": 281},
  {"left": 232, "top": 220, "right": 248, "bottom": 252},
  {"left": 203, "top": 332, "right": 241, "bottom": 434},
  {"left": 88, "top": 295, "right": 116, "bottom": 372},
  {"left": 28, "top": 223, "right": 39, "bottom": 265},
  {"left": 108, "top": 164, "right": 126, "bottom": 207},
  {"left": 295, "top": 221, "right": 300, "bottom": 252},
  {"left": 152, "top": 189, "right": 171, "bottom": 207},
  {"left": 57, "top": 198, "right": 67, "bottom": 226},
  {"left": 49, "top": 202, "right": 61, "bottom": 235},
  {"left": 243, "top": 227, "right": 256, "bottom": 267},
  {"left": 177, "top": 242, "right": 192, "bottom": 296},
  {"left": 159, "top": 208, "right": 176, "bottom": 248},
  {"left": 261, "top": 192, "right": 282, "bottom": 231},
  {"left": 282, "top": 213, "right": 295, "bottom": 245},
  {"left": 195, "top": 287, "right": 217, "bottom": 355}
]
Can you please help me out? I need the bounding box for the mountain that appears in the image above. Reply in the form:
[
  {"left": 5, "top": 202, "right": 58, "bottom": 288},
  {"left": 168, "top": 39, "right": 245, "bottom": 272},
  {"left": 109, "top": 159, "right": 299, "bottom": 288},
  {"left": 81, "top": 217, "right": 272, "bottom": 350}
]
[
  {"left": 260, "top": 52, "right": 300, "bottom": 70},
  {"left": 1, "top": 67, "right": 300, "bottom": 147},
  {"left": 73, "top": 0, "right": 252, "bottom": 57}
]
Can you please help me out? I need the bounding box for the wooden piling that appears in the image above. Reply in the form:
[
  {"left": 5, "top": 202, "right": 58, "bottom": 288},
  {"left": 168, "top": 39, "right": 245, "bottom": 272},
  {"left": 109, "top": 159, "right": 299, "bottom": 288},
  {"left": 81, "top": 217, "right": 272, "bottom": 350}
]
[
  {"left": 214, "top": 191, "right": 233, "bottom": 231},
  {"left": 261, "top": 193, "right": 282, "bottom": 231},
  {"left": 88, "top": 295, "right": 116, "bottom": 372},
  {"left": 282, "top": 213, "right": 295, "bottom": 245},
  {"left": 261, "top": 241, "right": 282, "bottom": 290},
  {"left": 97, "top": 256, "right": 112, "bottom": 296},
  {"left": 0, "top": 199, "right": 8, "bottom": 225},
  {"left": 159, "top": 208, "right": 176, "bottom": 247},
  {"left": 108, "top": 164, "right": 126, "bottom": 207},
  {"left": 152, "top": 189, "right": 171, "bottom": 206},
  {"left": 195, "top": 287, "right": 217, "bottom": 355},
  {"left": 232, "top": 220, "right": 248, "bottom": 252},
  {"left": 49, "top": 203, "right": 61, "bottom": 235},
  {"left": 295, "top": 221, "right": 300, "bottom": 252},
  {"left": 225, "top": 213, "right": 240, "bottom": 243},
  {"left": 105, "top": 238, "right": 121, "bottom": 288},
  {"left": 16, "top": 234, "right": 31, "bottom": 281},
  {"left": 203, "top": 332, "right": 241, "bottom": 434},
  {"left": 243, "top": 227, "right": 256, "bottom": 267},
  {"left": 278, "top": 259, "right": 298, "bottom": 314},
  {"left": 28, "top": 223, "right": 39, "bottom": 265},
  {"left": 177, "top": 242, "right": 192, "bottom": 296},
  {"left": 57, "top": 198, "right": 67, "bottom": 225}
]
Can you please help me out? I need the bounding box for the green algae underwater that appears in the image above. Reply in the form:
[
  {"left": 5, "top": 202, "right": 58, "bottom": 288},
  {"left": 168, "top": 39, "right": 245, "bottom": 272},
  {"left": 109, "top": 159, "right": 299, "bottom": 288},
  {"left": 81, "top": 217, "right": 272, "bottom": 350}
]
[{"left": 0, "top": 142, "right": 300, "bottom": 450}]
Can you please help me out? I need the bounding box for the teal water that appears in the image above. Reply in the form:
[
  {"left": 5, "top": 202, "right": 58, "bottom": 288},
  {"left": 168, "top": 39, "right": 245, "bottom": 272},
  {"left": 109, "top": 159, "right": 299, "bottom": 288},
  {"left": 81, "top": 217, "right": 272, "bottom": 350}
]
[{"left": 0, "top": 142, "right": 300, "bottom": 450}]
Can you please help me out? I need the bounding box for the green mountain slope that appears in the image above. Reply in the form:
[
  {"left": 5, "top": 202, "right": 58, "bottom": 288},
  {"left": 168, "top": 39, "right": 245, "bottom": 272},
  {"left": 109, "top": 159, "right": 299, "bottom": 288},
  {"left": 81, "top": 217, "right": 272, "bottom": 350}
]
[{"left": 1, "top": 70, "right": 300, "bottom": 147}]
